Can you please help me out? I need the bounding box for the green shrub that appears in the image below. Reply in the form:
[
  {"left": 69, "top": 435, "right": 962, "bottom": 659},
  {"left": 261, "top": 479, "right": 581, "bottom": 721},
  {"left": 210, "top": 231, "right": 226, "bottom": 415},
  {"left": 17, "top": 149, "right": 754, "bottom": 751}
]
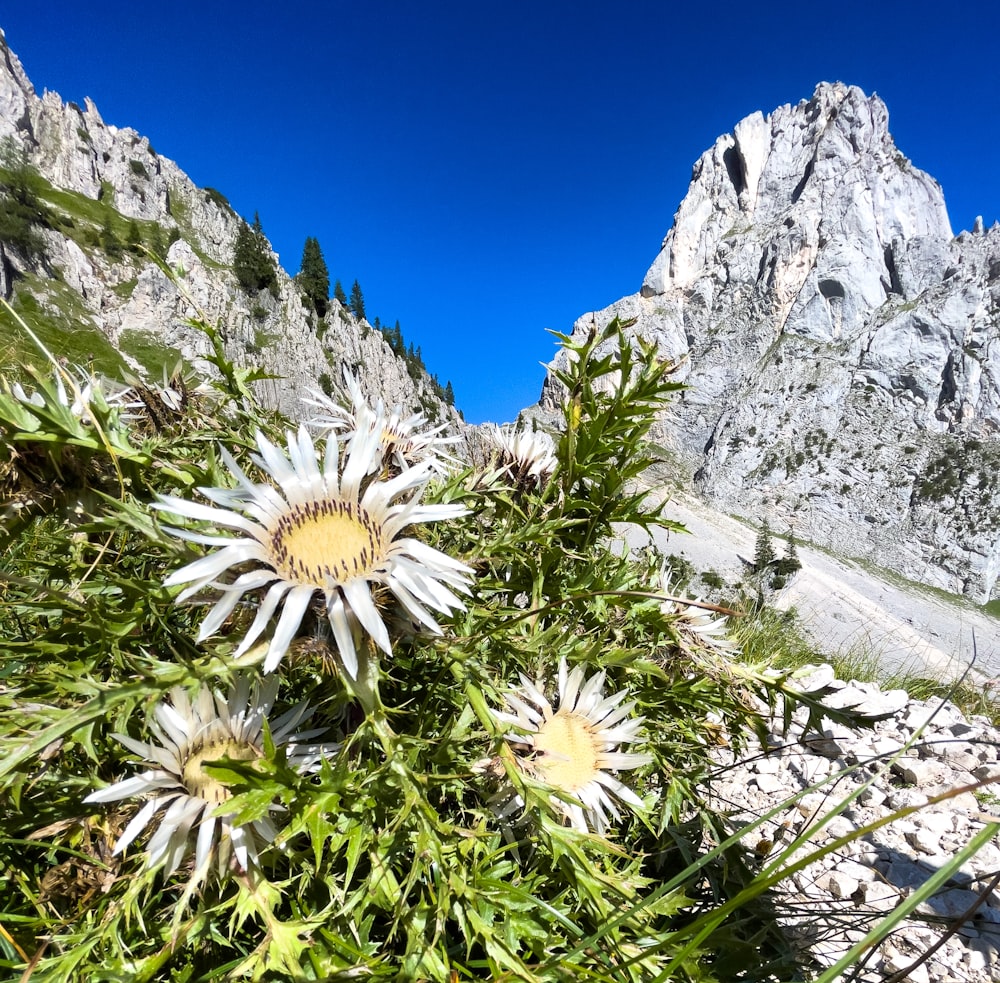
[
  {"left": 0, "top": 141, "right": 53, "bottom": 259},
  {"left": 203, "top": 187, "right": 233, "bottom": 212},
  {"left": 0, "top": 309, "right": 983, "bottom": 981}
]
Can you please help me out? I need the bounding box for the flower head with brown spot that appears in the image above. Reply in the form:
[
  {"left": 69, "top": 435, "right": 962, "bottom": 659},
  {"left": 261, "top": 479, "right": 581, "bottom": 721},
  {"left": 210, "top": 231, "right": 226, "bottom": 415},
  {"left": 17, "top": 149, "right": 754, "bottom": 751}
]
[
  {"left": 483, "top": 423, "right": 558, "bottom": 492},
  {"left": 84, "top": 677, "right": 338, "bottom": 883},
  {"left": 489, "top": 658, "right": 651, "bottom": 835},
  {"left": 154, "top": 412, "right": 472, "bottom": 677}
]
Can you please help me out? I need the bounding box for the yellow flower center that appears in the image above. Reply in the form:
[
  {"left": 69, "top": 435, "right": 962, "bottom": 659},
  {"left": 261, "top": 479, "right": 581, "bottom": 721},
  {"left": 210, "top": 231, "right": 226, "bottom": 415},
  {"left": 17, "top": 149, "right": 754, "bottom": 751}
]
[
  {"left": 383, "top": 425, "right": 405, "bottom": 446},
  {"left": 271, "top": 499, "right": 385, "bottom": 586},
  {"left": 182, "top": 740, "right": 259, "bottom": 804},
  {"left": 533, "top": 711, "right": 601, "bottom": 792}
]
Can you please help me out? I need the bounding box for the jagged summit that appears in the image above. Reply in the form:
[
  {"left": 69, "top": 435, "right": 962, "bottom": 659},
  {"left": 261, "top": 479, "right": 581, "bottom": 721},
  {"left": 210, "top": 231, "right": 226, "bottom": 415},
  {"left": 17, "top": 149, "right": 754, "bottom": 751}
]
[
  {"left": 541, "top": 83, "right": 1000, "bottom": 603},
  {"left": 642, "top": 81, "right": 952, "bottom": 305}
]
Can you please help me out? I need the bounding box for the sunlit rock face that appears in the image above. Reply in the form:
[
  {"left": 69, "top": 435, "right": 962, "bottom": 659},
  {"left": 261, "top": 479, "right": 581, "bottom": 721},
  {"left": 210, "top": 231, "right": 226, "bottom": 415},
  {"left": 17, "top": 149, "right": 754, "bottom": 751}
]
[
  {"left": 541, "top": 82, "right": 1000, "bottom": 602},
  {"left": 0, "top": 29, "right": 456, "bottom": 426}
]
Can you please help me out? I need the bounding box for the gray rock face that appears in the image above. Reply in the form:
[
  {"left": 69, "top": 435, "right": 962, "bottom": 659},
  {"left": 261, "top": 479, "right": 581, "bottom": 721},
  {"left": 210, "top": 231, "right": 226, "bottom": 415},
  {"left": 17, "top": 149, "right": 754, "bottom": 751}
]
[
  {"left": 0, "top": 30, "right": 455, "bottom": 428},
  {"left": 541, "top": 82, "right": 1000, "bottom": 602}
]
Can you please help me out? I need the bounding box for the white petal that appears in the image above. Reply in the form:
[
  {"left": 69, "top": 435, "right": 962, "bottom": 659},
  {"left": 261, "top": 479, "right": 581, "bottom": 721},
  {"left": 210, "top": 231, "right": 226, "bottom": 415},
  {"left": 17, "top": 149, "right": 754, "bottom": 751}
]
[
  {"left": 593, "top": 769, "right": 644, "bottom": 808},
  {"left": 194, "top": 812, "right": 218, "bottom": 874},
  {"left": 326, "top": 593, "right": 359, "bottom": 679},
  {"left": 86, "top": 772, "right": 159, "bottom": 804},
  {"left": 234, "top": 580, "right": 292, "bottom": 657},
  {"left": 165, "top": 542, "right": 267, "bottom": 590},
  {"left": 576, "top": 669, "right": 607, "bottom": 712},
  {"left": 148, "top": 795, "right": 204, "bottom": 873},
  {"left": 560, "top": 663, "right": 586, "bottom": 711},
  {"left": 255, "top": 431, "right": 297, "bottom": 487},
  {"left": 155, "top": 702, "right": 195, "bottom": 749},
  {"left": 341, "top": 578, "right": 391, "bottom": 655},
  {"left": 153, "top": 496, "right": 266, "bottom": 538},
  {"left": 598, "top": 751, "right": 652, "bottom": 771},
  {"left": 263, "top": 583, "right": 315, "bottom": 672},
  {"left": 114, "top": 795, "right": 174, "bottom": 855}
]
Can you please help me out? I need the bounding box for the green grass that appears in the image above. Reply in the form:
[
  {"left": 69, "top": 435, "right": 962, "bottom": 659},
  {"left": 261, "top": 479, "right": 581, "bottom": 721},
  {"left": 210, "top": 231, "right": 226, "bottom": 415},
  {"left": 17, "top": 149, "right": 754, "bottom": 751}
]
[
  {"left": 1, "top": 163, "right": 184, "bottom": 270},
  {"left": 1, "top": 274, "right": 126, "bottom": 376},
  {"left": 118, "top": 328, "right": 184, "bottom": 378},
  {"left": 253, "top": 328, "right": 280, "bottom": 351},
  {"left": 110, "top": 277, "right": 138, "bottom": 300}
]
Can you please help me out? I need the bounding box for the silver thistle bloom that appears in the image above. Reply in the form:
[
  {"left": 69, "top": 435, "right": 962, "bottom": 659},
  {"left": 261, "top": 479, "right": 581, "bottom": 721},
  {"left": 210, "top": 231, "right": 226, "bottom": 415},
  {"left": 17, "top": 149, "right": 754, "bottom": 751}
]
[
  {"left": 304, "top": 369, "right": 461, "bottom": 474},
  {"left": 658, "top": 563, "right": 739, "bottom": 657},
  {"left": 483, "top": 423, "right": 558, "bottom": 490},
  {"left": 153, "top": 414, "right": 472, "bottom": 677},
  {"left": 488, "top": 658, "right": 651, "bottom": 835},
  {"left": 10, "top": 364, "right": 140, "bottom": 425},
  {"left": 84, "top": 677, "right": 338, "bottom": 882}
]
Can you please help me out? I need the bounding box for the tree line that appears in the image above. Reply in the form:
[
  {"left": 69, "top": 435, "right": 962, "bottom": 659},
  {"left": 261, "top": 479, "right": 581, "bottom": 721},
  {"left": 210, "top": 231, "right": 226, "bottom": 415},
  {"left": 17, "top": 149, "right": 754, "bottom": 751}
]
[{"left": 231, "top": 215, "right": 455, "bottom": 407}]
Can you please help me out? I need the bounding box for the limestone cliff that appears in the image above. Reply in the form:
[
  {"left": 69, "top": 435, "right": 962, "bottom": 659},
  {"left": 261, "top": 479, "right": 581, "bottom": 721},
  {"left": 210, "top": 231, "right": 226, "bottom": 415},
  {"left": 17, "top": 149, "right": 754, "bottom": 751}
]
[
  {"left": 0, "top": 29, "right": 455, "bottom": 427},
  {"left": 541, "top": 82, "right": 1000, "bottom": 603}
]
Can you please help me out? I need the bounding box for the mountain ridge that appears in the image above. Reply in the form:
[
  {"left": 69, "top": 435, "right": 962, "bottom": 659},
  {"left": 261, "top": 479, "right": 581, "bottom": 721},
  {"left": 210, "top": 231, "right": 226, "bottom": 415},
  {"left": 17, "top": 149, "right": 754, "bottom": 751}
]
[{"left": 0, "top": 29, "right": 456, "bottom": 429}]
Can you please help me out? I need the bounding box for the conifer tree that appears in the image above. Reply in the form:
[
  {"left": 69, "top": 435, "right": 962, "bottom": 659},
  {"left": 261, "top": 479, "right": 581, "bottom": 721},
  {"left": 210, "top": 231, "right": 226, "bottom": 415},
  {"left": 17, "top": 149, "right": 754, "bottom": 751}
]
[
  {"left": 754, "top": 518, "right": 776, "bottom": 573},
  {"left": 444, "top": 380, "right": 455, "bottom": 405},
  {"left": 349, "top": 279, "right": 366, "bottom": 321},
  {"left": 777, "top": 529, "right": 802, "bottom": 576},
  {"left": 233, "top": 217, "right": 257, "bottom": 292},
  {"left": 233, "top": 211, "right": 279, "bottom": 298},
  {"left": 297, "top": 236, "right": 330, "bottom": 316},
  {"left": 333, "top": 279, "right": 348, "bottom": 307},
  {"left": 100, "top": 214, "right": 122, "bottom": 259},
  {"left": 0, "top": 139, "right": 49, "bottom": 257},
  {"left": 148, "top": 224, "right": 166, "bottom": 259}
]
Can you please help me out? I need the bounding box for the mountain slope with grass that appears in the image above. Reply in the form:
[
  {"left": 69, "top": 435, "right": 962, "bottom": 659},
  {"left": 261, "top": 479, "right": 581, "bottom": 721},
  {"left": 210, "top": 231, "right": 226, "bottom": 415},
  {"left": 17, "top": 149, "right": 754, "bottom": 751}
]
[
  {"left": 539, "top": 81, "right": 1000, "bottom": 606},
  {"left": 0, "top": 29, "right": 455, "bottom": 426}
]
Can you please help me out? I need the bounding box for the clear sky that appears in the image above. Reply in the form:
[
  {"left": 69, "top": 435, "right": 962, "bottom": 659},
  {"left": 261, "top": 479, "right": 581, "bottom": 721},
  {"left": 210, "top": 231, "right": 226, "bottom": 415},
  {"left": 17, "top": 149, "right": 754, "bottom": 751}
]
[{"left": 3, "top": 2, "right": 998, "bottom": 424}]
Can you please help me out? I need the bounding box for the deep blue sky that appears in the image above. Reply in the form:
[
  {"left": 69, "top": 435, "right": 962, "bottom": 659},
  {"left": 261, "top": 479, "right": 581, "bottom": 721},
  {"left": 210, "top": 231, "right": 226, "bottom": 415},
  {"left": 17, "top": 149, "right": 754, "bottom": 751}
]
[{"left": 4, "top": 2, "right": 998, "bottom": 423}]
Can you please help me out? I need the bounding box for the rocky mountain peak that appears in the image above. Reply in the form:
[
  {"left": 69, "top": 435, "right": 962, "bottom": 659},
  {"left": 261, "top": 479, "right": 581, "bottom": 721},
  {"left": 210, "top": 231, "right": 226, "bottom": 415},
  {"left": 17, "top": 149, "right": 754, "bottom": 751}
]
[
  {"left": 642, "top": 81, "right": 953, "bottom": 338},
  {"left": 0, "top": 29, "right": 34, "bottom": 134},
  {"left": 540, "top": 82, "right": 1000, "bottom": 604}
]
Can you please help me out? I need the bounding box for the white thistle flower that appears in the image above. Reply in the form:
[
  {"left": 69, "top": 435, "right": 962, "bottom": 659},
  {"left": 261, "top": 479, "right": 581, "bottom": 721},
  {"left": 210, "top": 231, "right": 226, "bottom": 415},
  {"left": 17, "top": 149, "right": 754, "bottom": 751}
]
[
  {"left": 153, "top": 417, "right": 472, "bottom": 677},
  {"left": 483, "top": 423, "right": 558, "bottom": 490},
  {"left": 304, "top": 369, "right": 460, "bottom": 474},
  {"left": 84, "top": 677, "right": 338, "bottom": 882},
  {"left": 658, "top": 564, "right": 739, "bottom": 657},
  {"left": 488, "top": 658, "right": 651, "bottom": 835},
  {"left": 11, "top": 365, "right": 139, "bottom": 424}
]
